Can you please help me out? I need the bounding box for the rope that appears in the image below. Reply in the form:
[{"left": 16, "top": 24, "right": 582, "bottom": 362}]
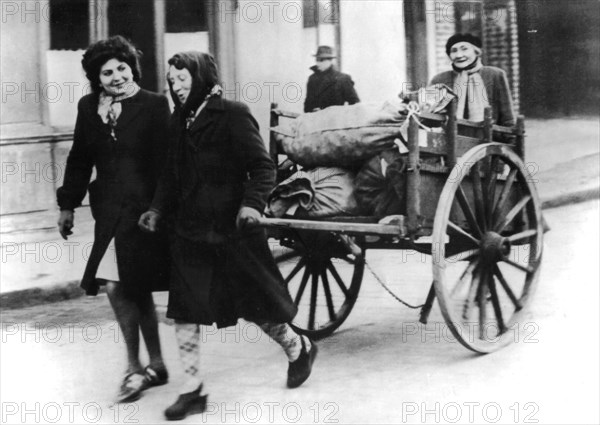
[
  {"left": 405, "top": 101, "right": 434, "bottom": 132},
  {"left": 364, "top": 260, "right": 425, "bottom": 309}
]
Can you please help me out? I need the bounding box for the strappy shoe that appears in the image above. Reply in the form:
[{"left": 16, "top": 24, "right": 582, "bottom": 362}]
[
  {"left": 116, "top": 372, "right": 146, "bottom": 403},
  {"left": 144, "top": 365, "right": 169, "bottom": 388},
  {"left": 164, "top": 384, "right": 208, "bottom": 421},
  {"left": 287, "top": 337, "right": 318, "bottom": 388}
]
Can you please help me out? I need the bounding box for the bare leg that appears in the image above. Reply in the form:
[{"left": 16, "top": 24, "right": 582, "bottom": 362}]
[
  {"left": 106, "top": 281, "right": 143, "bottom": 374},
  {"left": 137, "top": 291, "right": 166, "bottom": 371}
]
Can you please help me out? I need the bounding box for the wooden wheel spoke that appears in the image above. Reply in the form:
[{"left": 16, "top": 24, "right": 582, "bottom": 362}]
[
  {"left": 477, "top": 268, "right": 488, "bottom": 339},
  {"left": 283, "top": 258, "right": 306, "bottom": 285},
  {"left": 327, "top": 261, "right": 350, "bottom": 297},
  {"left": 488, "top": 272, "right": 507, "bottom": 333},
  {"left": 275, "top": 250, "right": 301, "bottom": 264},
  {"left": 448, "top": 221, "right": 480, "bottom": 246},
  {"left": 340, "top": 255, "right": 357, "bottom": 266},
  {"left": 308, "top": 270, "right": 319, "bottom": 330},
  {"left": 492, "top": 168, "right": 518, "bottom": 225},
  {"left": 495, "top": 195, "right": 532, "bottom": 233},
  {"left": 502, "top": 257, "right": 534, "bottom": 274},
  {"left": 451, "top": 260, "right": 479, "bottom": 297},
  {"left": 456, "top": 249, "right": 479, "bottom": 263},
  {"left": 456, "top": 186, "right": 483, "bottom": 238},
  {"left": 321, "top": 270, "right": 337, "bottom": 321},
  {"left": 485, "top": 156, "right": 500, "bottom": 228},
  {"left": 493, "top": 265, "right": 522, "bottom": 310},
  {"left": 463, "top": 264, "right": 481, "bottom": 320},
  {"left": 293, "top": 265, "right": 311, "bottom": 305},
  {"left": 508, "top": 229, "right": 538, "bottom": 243},
  {"left": 471, "top": 162, "right": 487, "bottom": 231}
]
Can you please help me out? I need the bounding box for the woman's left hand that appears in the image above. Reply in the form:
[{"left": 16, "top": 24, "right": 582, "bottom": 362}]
[{"left": 236, "top": 206, "right": 261, "bottom": 231}]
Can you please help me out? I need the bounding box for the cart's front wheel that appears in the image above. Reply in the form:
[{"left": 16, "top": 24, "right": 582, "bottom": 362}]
[
  {"left": 273, "top": 232, "right": 364, "bottom": 340},
  {"left": 432, "top": 143, "right": 544, "bottom": 353}
]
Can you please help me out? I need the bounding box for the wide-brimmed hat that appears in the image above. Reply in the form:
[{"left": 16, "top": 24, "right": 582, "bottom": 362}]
[
  {"left": 445, "top": 33, "right": 482, "bottom": 56},
  {"left": 313, "top": 45, "right": 336, "bottom": 59}
]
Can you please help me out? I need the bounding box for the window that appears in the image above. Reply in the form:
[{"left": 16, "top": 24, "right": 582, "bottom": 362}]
[
  {"left": 166, "top": 0, "right": 208, "bottom": 33},
  {"left": 303, "top": 0, "right": 338, "bottom": 28},
  {"left": 50, "top": 0, "right": 89, "bottom": 50},
  {"left": 454, "top": 1, "right": 483, "bottom": 38}
]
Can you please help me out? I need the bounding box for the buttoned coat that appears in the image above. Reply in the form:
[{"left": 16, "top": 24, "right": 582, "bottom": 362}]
[
  {"left": 151, "top": 96, "right": 297, "bottom": 327},
  {"left": 304, "top": 66, "right": 360, "bottom": 113},
  {"left": 57, "top": 89, "right": 171, "bottom": 296},
  {"left": 430, "top": 66, "right": 515, "bottom": 127}
]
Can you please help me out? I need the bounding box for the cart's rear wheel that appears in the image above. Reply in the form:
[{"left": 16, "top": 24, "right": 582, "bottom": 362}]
[
  {"left": 432, "top": 143, "right": 544, "bottom": 353},
  {"left": 273, "top": 232, "right": 364, "bottom": 340}
]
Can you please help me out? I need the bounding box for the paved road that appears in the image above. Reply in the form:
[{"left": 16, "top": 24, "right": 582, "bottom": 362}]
[{"left": 1, "top": 200, "right": 599, "bottom": 424}]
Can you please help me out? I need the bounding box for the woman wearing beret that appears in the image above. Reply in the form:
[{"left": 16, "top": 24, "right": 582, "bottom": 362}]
[
  {"left": 430, "top": 33, "right": 515, "bottom": 126},
  {"left": 57, "top": 36, "right": 171, "bottom": 403},
  {"left": 138, "top": 51, "right": 318, "bottom": 421}
]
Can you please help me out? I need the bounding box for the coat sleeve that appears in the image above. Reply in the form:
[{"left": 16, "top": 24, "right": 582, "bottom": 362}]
[
  {"left": 304, "top": 76, "right": 316, "bottom": 113},
  {"left": 341, "top": 75, "right": 360, "bottom": 105},
  {"left": 150, "top": 115, "right": 179, "bottom": 216},
  {"left": 230, "top": 104, "right": 276, "bottom": 213},
  {"left": 56, "top": 100, "right": 94, "bottom": 211},
  {"left": 150, "top": 95, "right": 172, "bottom": 176},
  {"left": 494, "top": 70, "right": 516, "bottom": 127}
]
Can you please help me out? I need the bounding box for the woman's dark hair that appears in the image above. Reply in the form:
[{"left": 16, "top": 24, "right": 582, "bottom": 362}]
[
  {"left": 81, "top": 35, "right": 142, "bottom": 94},
  {"left": 167, "top": 51, "right": 220, "bottom": 115}
]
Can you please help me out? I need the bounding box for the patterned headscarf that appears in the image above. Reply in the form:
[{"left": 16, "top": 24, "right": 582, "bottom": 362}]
[{"left": 97, "top": 82, "right": 140, "bottom": 140}]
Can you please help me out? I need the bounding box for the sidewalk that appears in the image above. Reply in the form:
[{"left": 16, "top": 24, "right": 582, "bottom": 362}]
[
  {"left": 1, "top": 202, "right": 598, "bottom": 424},
  {"left": 1, "top": 117, "right": 598, "bottom": 307}
]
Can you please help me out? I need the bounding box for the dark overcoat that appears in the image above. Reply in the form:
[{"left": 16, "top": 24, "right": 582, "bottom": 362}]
[
  {"left": 304, "top": 66, "right": 360, "bottom": 113},
  {"left": 151, "top": 96, "right": 297, "bottom": 327},
  {"left": 57, "top": 89, "right": 171, "bottom": 296},
  {"left": 430, "top": 66, "right": 516, "bottom": 127}
]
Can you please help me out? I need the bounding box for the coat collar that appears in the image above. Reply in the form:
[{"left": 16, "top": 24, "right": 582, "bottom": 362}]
[
  {"left": 186, "top": 96, "right": 225, "bottom": 135},
  {"left": 81, "top": 90, "right": 145, "bottom": 134}
]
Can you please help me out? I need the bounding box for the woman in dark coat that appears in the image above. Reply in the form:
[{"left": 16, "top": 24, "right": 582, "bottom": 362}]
[
  {"left": 139, "top": 51, "right": 318, "bottom": 421},
  {"left": 57, "top": 36, "right": 171, "bottom": 403},
  {"left": 430, "top": 33, "right": 515, "bottom": 127}
]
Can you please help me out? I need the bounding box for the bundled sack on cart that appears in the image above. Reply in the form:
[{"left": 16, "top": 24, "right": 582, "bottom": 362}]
[
  {"left": 354, "top": 149, "right": 407, "bottom": 218},
  {"left": 266, "top": 167, "right": 361, "bottom": 218},
  {"left": 271, "top": 84, "right": 455, "bottom": 169}
]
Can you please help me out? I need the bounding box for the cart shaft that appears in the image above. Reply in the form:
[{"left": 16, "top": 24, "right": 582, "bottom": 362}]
[{"left": 257, "top": 217, "right": 407, "bottom": 237}]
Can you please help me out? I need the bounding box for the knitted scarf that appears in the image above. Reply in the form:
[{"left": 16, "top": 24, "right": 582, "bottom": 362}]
[{"left": 453, "top": 58, "right": 489, "bottom": 122}]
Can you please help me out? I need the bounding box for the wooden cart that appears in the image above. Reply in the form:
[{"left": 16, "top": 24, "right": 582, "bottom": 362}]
[{"left": 259, "top": 99, "right": 544, "bottom": 353}]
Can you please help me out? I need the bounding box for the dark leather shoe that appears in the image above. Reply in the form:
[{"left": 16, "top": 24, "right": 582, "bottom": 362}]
[
  {"left": 143, "top": 365, "right": 169, "bottom": 387},
  {"left": 287, "top": 337, "right": 318, "bottom": 388},
  {"left": 116, "top": 372, "right": 146, "bottom": 403},
  {"left": 164, "top": 384, "right": 208, "bottom": 421}
]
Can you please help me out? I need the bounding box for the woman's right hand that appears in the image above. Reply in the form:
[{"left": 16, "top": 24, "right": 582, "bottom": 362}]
[
  {"left": 58, "top": 210, "right": 74, "bottom": 240},
  {"left": 138, "top": 210, "right": 161, "bottom": 232}
]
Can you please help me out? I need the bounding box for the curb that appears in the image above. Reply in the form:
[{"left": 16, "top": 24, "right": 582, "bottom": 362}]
[
  {"left": 541, "top": 187, "right": 599, "bottom": 210},
  {"left": 1, "top": 187, "right": 598, "bottom": 311},
  {"left": 0, "top": 281, "right": 91, "bottom": 310}
]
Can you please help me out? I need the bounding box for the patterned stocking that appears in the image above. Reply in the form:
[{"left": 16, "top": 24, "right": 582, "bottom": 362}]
[
  {"left": 174, "top": 322, "right": 202, "bottom": 394},
  {"left": 259, "top": 322, "right": 311, "bottom": 362}
]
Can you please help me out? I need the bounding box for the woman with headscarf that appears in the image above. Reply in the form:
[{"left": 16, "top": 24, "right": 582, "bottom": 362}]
[
  {"left": 430, "top": 33, "right": 515, "bottom": 127},
  {"left": 56, "top": 36, "right": 171, "bottom": 402},
  {"left": 139, "top": 51, "right": 318, "bottom": 421}
]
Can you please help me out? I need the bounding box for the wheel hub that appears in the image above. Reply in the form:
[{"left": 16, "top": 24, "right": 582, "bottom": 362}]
[{"left": 480, "top": 231, "right": 511, "bottom": 263}]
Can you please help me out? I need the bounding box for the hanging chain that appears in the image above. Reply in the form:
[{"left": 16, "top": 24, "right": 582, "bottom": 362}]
[{"left": 364, "top": 260, "right": 425, "bottom": 309}]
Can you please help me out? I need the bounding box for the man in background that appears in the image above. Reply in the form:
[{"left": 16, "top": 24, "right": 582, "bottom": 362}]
[{"left": 304, "top": 45, "right": 360, "bottom": 113}]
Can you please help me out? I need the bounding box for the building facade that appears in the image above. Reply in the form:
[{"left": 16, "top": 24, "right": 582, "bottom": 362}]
[{"left": 1, "top": 0, "right": 597, "bottom": 220}]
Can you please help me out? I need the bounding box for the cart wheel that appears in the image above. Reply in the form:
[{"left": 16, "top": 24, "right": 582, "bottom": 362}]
[
  {"left": 273, "top": 232, "right": 364, "bottom": 340},
  {"left": 432, "top": 143, "right": 543, "bottom": 353}
]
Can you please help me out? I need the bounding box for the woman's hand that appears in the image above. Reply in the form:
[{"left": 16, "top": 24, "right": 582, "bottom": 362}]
[
  {"left": 58, "top": 210, "right": 74, "bottom": 240},
  {"left": 236, "top": 206, "right": 261, "bottom": 231},
  {"left": 138, "top": 210, "right": 161, "bottom": 232}
]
